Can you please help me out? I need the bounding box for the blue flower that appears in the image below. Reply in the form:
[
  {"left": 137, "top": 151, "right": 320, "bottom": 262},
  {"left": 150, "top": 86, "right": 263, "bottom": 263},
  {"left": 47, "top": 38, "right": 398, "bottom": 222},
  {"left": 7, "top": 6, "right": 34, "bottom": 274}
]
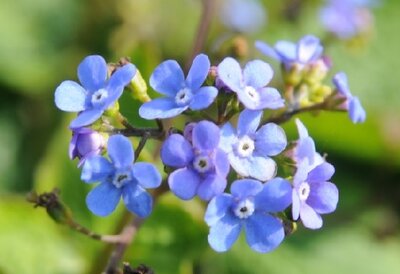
[
  {"left": 219, "top": 109, "right": 287, "bottom": 181},
  {"left": 217, "top": 57, "right": 284, "bottom": 110},
  {"left": 139, "top": 54, "right": 218, "bottom": 119},
  {"left": 333, "top": 72, "right": 366, "bottom": 123},
  {"left": 292, "top": 160, "right": 339, "bottom": 229},
  {"left": 81, "top": 134, "right": 161, "bottom": 217},
  {"left": 255, "top": 35, "right": 323, "bottom": 70},
  {"left": 161, "top": 121, "right": 229, "bottom": 201},
  {"left": 69, "top": 127, "right": 106, "bottom": 167},
  {"left": 205, "top": 178, "right": 292, "bottom": 252},
  {"left": 55, "top": 55, "right": 136, "bottom": 129}
]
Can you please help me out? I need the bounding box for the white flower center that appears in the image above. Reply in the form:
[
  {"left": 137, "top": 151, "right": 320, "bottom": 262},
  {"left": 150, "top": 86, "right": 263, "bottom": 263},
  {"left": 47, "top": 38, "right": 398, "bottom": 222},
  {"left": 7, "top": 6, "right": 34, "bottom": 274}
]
[
  {"left": 236, "top": 135, "right": 255, "bottom": 157},
  {"left": 91, "top": 88, "right": 109, "bottom": 107},
  {"left": 244, "top": 86, "right": 260, "bottom": 102},
  {"left": 175, "top": 87, "right": 193, "bottom": 106},
  {"left": 193, "top": 155, "right": 212, "bottom": 173},
  {"left": 298, "top": 182, "right": 310, "bottom": 201},
  {"left": 112, "top": 170, "right": 132, "bottom": 188},
  {"left": 233, "top": 198, "right": 255, "bottom": 219}
]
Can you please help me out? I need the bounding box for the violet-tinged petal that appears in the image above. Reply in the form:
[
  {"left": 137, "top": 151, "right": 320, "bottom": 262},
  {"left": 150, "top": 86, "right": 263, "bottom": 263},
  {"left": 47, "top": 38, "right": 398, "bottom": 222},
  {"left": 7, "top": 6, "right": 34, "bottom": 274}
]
[
  {"left": 237, "top": 109, "right": 262, "bottom": 137},
  {"left": 149, "top": 60, "right": 185, "bottom": 96},
  {"left": 296, "top": 136, "right": 317, "bottom": 164},
  {"left": 295, "top": 119, "right": 309, "bottom": 139},
  {"left": 189, "top": 86, "right": 218, "bottom": 110},
  {"left": 204, "top": 194, "right": 234, "bottom": 226},
  {"left": 300, "top": 203, "right": 323, "bottom": 229},
  {"left": 55, "top": 81, "right": 87, "bottom": 112},
  {"left": 274, "top": 41, "right": 296, "bottom": 62},
  {"left": 230, "top": 179, "right": 263, "bottom": 200},
  {"left": 255, "top": 41, "right": 280, "bottom": 61},
  {"left": 81, "top": 156, "right": 114, "bottom": 183},
  {"left": 293, "top": 159, "right": 310, "bottom": 187},
  {"left": 236, "top": 88, "right": 261, "bottom": 110},
  {"left": 307, "top": 162, "right": 335, "bottom": 183},
  {"left": 243, "top": 60, "right": 274, "bottom": 89},
  {"left": 70, "top": 108, "right": 104, "bottom": 129},
  {"left": 349, "top": 96, "right": 366, "bottom": 123},
  {"left": 255, "top": 123, "right": 287, "bottom": 157},
  {"left": 69, "top": 132, "right": 79, "bottom": 159},
  {"left": 132, "top": 162, "right": 161, "bottom": 189},
  {"left": 333, "top": 72, "right": 351, "bottom": 97},
  {"left": 161, "top": 134, "right": 194, "bottom": 167},
  {"left": 217, "top": 57, "right": 243, "bottom": 92},
  {"left": 197, "top": 174, "right": 227, "bottom": 201},
  {"left": 257, "top": 87, "right": 285, "bottom": 110},
  {"left": 245, "top": 213, "right": 285, "bottom": 253},
  {"left": 139, "top": 97, "right": 186, "bottom": 120},
  {"left": 214, "top": 149, "right": 230, "bottom": 176},
  {"left": 192, "top": 120, "right": 220, "bottom": 151},
  {"left": 86, "top": 182, "right": 121, "bottom": 217},
  {"left": 208, "top": 213, "right": 242, "bottom": 252},
  {"left": 122, "top": 183, "right": 153, "bottom": 217},
  {"left": 168, "top": 168, "right": 201, "bottom": 200},
  {"left": 255, "top": 178, "right": 292, "bottom": 213},
  {"left": 292, "top": 190, "right": 301, "bottom": 220},
  {"left": 307, "top": 182, "right": 339, "bottom": 214},
  {"left": 108, "top": 135, "right": 134, "bottom": 168},
  {"left": 78, "top": 55, "right": 107, "bottom": 91},
  {"left": 219, "top": 123, "right": 237, "bottom": 152},
  {"left": 297, "top": 35, "right": 322, "bottom": 64},
  {"left": 186, "top": 54, "right": 210, "bottom": 90}
]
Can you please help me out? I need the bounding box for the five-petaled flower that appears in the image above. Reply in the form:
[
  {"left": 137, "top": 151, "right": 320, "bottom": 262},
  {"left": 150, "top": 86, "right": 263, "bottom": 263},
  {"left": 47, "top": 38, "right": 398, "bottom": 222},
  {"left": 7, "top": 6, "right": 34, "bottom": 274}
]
[
  {"left": 333, "top": 72, "right": 366, "bottom": 123},
  {"left": 220, "top": 109, "right": 287, "bottom": 181},
  {"left": 205, "top": 178, "right": 292, "bottom": 252},
  {"left": 161, "top": 121, "right": 230, "bottom": 201},
  {"left": 217, "top": 57, "right": 284, "bottom": 110},
  {"left": 139, "top": 54, "right": 218, "bottom": 119},
  {"left": 81, "top": 134, "right": 161, "bottom": 217},
  {"left": 55, "top": 55, "right": 136, "bottom": 128}
]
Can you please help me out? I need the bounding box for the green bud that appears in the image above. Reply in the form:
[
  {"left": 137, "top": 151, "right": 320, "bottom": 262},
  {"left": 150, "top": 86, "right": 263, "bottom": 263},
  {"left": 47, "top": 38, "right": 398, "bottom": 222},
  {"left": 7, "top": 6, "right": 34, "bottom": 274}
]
[{"left": 129, "top": 70, "right": 150, "bottom": 103}]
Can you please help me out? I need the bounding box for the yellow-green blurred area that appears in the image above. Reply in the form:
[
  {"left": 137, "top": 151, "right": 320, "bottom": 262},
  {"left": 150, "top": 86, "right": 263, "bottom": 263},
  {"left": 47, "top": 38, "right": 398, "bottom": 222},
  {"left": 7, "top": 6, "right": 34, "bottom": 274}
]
[{"left": 1, "top": 0, "right": 400, "bottom": 273}]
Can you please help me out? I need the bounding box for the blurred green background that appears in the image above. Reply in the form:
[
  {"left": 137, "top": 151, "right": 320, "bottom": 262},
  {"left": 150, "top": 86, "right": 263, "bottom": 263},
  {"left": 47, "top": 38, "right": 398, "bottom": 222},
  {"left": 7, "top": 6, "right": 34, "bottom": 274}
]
[{"left": 1, "top": 0, "right": 400, "bottom": 273}]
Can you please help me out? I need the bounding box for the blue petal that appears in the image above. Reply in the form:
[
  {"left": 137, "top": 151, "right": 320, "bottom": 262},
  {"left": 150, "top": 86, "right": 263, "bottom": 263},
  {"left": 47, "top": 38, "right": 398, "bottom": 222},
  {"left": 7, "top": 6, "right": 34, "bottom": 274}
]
[
  {"left": 204, "top": 193, "right": 234, "bottom": 226},
  {"left": 255, "top": 177, "right": 292, "bottom": 213},
  {"left": 243, "top": 60, "right": 273, "bottom": 88},
  {"left": 81, "top": 156, "right": 114, "bottom": 183},
  {"left": 296, "top": 136, "right": 317, "bottom": 164},
  {"left": 214, "top": 149, "right": 230, "bottom": 176},
  {"left": 70, "top": 108, "right": 104, "bottom": 129},
  {"left": 245, "top": 213, "right": 285, "bottom": 253},
  {"left": 78, "top": 55, "right": 107, "bottom": 91},
  {"left": 293, "top": 159, "right": 310, "bottom": 187},
  {"left": 274, "top": 41, "right": 296, "bottom": 63},
  {"left": 168, "top": 168, "right": 200, "bottom": 200},
  {"left": 257, "top": 87, "right": 285, "bottom": 110},
  {"left": 229, "top": 155, "right": 277, "bottom": 181},
  {"left": 149, "top": 60, "right": 185, "bottom": 96},
  {"left": 55, "top": 81, "right": 87, "bottom": 112},
  {"left": 297, "top": 35, "right": 322, "bottom": 64},
  {"left": 333, "top": 72, "right": 351, "bottom": 97},
  {"left": 308, "top": 182, "right": 338, "bottom": 214},
  {"left": 255, "top": 123, "right": 287, "bottom": 157},
  {"left": 255, "top": 41, "right": 280, "bottom": 61},
  {"left": 161, "top": 134, "right": 193, "bottom": 167},
  {"left": 349, "top": 96, "right": 366, "bottom": 123},
  {"left": 105, "top": 63, "right": 136, "bottom": 107},
  {"left": 237, "top": 109, "right": 263, "bottom": 137},
  {"left": 208, "top": 213, "right": 242, "bottom": 252},
  {"left": 108, "top": 134, "right": 134, "bottom": 168},
  {"left": 236, "top": 88, "right": 261, "bottom": 110},
  {"left": 122, "top": 183, "right": 153, "bottom": 217},
  {"left": 189, "top": 86, "right": 218, "bottom": 110},
  {"left": 197, "top": 174, "right": 227, "bottom": 201},
  {"left": 217, "top": 57, "right": 243, "bottom": 92},
  {"left": 186, "top": 54, "right": 210, "bottom": 90},
  {"left": 295, "top": 119, "right": 309, "bottom": 139},
  {"left": 132, "top": 162, "right": 161, "bottom": 189},
  {"left": 192, "top": 120, "right": 220, "bottom": 151},
  {"left": 307, "top": 162, "right": 335, "bottom": 183},
  {"left": 300, "top": 203, "right": 323, "bottom": 229},
  {"left": 219, "top": 123, "right": 237, "bottom": 152},
  {"left": 139, "top": 97, "right": 186, "bottom": 119},
  {"left": 230, "top": 179, "right": 263, "bottom": 200},
  {"left": 292, "top": 190, "right": 300, "bottom": 220},
  {"left": 86, "top": 182, "right": 121, "bottom": 217}
]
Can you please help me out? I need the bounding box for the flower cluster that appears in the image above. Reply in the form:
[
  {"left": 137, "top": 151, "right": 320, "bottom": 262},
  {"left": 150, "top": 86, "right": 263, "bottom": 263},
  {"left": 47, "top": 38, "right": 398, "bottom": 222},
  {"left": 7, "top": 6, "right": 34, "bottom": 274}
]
[{"left": 54, "top": 36, "right": 363, "bottom": 254}]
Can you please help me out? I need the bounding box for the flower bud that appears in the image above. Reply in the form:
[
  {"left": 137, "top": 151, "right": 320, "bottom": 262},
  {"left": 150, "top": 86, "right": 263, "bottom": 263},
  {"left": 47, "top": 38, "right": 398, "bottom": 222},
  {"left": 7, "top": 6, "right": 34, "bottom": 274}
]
[
  {"left": 129, "top": 70, "right": 150, "bottom": 103},
  {"left": 69, "top": 128, "right": 106, "bottom": 166}
]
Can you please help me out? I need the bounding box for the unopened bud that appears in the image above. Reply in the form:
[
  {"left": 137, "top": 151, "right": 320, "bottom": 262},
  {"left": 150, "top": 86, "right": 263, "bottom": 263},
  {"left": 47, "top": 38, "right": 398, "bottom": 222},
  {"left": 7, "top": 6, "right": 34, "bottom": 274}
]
[{"left": 130, "top": 70, "right": 150, "bottom": 103}]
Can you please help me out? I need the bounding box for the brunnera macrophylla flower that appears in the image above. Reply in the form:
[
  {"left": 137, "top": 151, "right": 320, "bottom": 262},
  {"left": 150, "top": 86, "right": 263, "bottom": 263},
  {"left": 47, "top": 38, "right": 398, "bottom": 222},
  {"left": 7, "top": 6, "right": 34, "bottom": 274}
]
[
  {"left": 292, "top": 160, "right": 339, "bottom": 229},
  {"left": 255, "top": 35, "right": 323, "bottom": 70},
  {"left": 217, "top": 57, "right": 284, "bottom": 110},
  {"left": 205, "top": 178, "right": 292, "bottom": 253},
  {"left": 81, "top": 134, "right": 161, "bottom": 217},
  {"left": 69, "top": 127, "right": 106, "bottom": 167},
  {"left": 55, "top": 55, "right": 136, "bottom": 129},
  {"left": 139, "top": 54, "right": 218, "bottom": 120},
  {"left": 161, "top": 121, "right": 230, "bottom": 201},
  {"left": 333, "top": 72, "right": 366, "bottom": 123},
  {"left": 219, "top": 109, "right": 287, "bottom": 181}
]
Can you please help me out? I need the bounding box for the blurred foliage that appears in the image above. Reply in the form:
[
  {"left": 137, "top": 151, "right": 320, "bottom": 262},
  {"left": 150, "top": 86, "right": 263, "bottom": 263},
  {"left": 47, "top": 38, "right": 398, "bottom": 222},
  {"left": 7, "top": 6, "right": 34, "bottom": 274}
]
[{"left": 0, "top": 0, "right": 400, "bottom": 273}]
